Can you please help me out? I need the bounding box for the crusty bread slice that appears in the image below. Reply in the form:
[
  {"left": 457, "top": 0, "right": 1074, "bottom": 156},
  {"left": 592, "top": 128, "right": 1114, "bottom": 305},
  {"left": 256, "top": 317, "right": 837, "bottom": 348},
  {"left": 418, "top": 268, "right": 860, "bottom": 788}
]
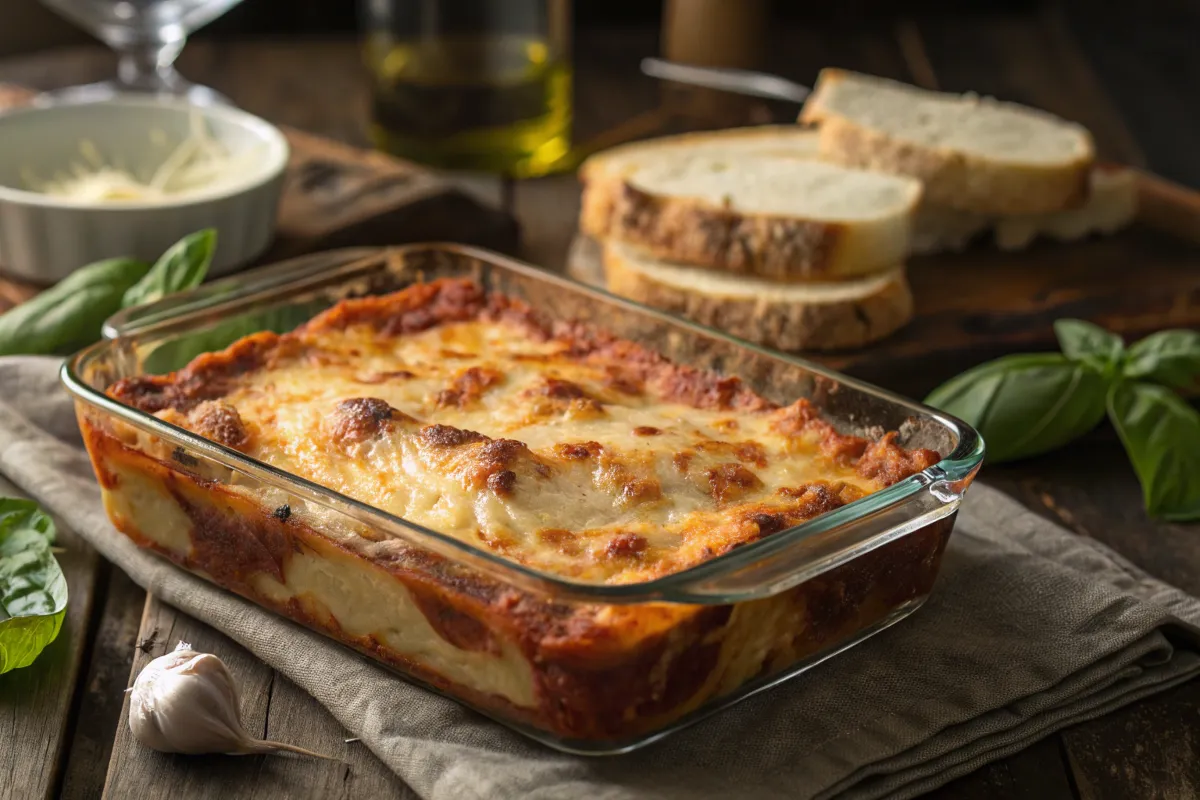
[
  {"left": 602, "top": 241, "right": 913, "bottom": 351},
  {"left": 800, "top": 69, "right": 1095, "bottom": 215},
  {"left": 992, "top": 164, "right": 1138, "bottom": 250},
  {"left": 912, "top": 163, "right": 1139, "bottom": 254},
  {"left": 602, "top": 154, "right": 922, "bottom": 281},
  {"left": 579, "top": 125, "right": 821, "bottom": 238}
]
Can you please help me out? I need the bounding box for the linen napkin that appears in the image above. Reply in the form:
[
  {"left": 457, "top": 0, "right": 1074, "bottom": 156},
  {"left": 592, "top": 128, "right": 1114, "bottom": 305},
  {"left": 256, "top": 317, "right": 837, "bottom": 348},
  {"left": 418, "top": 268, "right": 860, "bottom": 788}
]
[{"left": 3, "top": 354, "right": 1199, "bottom": 800}]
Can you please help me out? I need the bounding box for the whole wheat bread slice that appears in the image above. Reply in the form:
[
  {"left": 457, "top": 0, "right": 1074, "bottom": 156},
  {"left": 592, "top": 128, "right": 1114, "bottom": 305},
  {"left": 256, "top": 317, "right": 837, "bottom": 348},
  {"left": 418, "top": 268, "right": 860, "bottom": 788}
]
[
  {"left": 601, "top": 153, "right": 923, "bottom": 281},
  {"left": 602, "top": 241, "right": 913, "bottom": 351},
  {"left": 800, "top": 69, "right": 1096, "bottom": 215}
]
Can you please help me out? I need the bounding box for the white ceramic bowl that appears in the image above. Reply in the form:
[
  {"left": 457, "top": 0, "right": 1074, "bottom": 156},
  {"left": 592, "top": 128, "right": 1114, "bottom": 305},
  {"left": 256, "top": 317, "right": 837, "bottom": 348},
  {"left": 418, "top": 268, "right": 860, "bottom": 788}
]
[{"left": 0, "top": 96, "right": 289, "bottom": 285}]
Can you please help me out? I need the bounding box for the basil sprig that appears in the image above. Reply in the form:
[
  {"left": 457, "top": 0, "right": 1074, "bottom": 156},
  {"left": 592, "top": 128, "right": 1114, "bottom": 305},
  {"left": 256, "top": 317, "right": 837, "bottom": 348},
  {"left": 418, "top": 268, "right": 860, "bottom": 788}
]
[
  {"left": 1108, "top": 383, "right": 1200, "bottom": 521},
  {"left": 122, "top": 229, "right": 217, "bottom": 308},
  {"left": 0, "top": 228, "right": 216, "bottom": 357},
  {"left": 0, "top": 259, "right": 150, "bottom": 356},
  {"left": 926, "top": 319, "right": 1200, "bottom": 521},
  {"left": 0, "top": 498, "right": 68, "bottom": 674}
]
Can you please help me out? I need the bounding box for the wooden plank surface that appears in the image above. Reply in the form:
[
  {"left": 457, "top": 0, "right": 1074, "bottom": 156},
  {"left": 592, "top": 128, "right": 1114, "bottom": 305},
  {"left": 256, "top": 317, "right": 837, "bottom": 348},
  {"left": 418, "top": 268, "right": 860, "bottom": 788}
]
[
  {"left": 103, "top": 597, "right": 416, "bottom": 800},
  {"left": 59, "top": 569, "right": 145, "bottom": 800},
  {"left": 1062, "top": 679, "right": 1200, "bottom": 800},
  {"left": 925, "top": 736, "right": 1077, "bottom": 800},
  {"left": 0, "top": 475, "right": 100, "bottom": 800}
]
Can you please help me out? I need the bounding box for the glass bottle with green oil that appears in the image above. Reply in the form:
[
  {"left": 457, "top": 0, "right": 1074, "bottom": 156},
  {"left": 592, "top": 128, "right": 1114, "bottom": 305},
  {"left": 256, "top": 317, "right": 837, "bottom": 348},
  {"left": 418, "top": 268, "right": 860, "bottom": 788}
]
[{"left": 360, "top": 0, "right": 572, "bottom": 177}]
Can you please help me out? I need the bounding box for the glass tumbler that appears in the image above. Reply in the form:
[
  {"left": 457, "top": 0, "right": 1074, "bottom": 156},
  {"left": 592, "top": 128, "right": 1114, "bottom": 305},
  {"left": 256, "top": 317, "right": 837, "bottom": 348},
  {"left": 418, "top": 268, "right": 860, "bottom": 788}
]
[
  {"left": 39, "top": 0, "right": 245, "bottom": 105},
  {"left": 360, "top": 0, "right": 572, "bottom": 177}
]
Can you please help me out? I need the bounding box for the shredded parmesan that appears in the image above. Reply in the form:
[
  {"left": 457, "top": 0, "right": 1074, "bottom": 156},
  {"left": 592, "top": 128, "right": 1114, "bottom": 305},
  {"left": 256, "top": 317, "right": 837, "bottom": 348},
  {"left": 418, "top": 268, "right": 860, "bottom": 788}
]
[{"left": 22, "top": 111, "right": 264, "bottom": 203}]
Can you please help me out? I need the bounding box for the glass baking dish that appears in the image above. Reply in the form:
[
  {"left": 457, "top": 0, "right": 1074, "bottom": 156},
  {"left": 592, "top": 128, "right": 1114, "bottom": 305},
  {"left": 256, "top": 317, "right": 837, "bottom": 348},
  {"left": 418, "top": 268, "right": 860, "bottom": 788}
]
[{"left": 62, "top": 244, "right": 983, "bottom": 754}]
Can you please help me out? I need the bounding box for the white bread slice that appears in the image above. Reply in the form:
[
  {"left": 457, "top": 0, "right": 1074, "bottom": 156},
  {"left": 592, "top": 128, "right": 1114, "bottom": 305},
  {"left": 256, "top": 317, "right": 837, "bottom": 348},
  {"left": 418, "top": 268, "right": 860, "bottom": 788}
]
[
  {"left": 579, "top": 125, "right": 821, "bottom": 237},
  {"left": 992, "top": 164, "right": 1138, "bottom": 250},
  {"left": 603, "top": 154, "right": 922, "bottom": 281},
  {"left": 602, "top": 240, "right": 913, "bottom": 351},
  {"left": 800, "top": 69, "right": 1095, "bottom": 215},
  {"left": 911, "top": 163, "right": 1139, "bottom": 254}
]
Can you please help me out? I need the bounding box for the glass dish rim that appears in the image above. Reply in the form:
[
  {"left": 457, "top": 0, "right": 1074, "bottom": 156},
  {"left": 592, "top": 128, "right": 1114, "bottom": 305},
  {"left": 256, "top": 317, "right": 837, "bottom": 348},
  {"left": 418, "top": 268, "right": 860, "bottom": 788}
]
[{"left": 62, "top": 242, "right": 984, "bottom": 605}]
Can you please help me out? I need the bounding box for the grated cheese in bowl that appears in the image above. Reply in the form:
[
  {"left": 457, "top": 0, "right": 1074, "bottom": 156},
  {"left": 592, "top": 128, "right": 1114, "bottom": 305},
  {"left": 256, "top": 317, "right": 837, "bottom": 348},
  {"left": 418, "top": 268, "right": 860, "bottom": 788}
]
[{"left": 21, "top": 110, "right": 264, "bottom": 204}]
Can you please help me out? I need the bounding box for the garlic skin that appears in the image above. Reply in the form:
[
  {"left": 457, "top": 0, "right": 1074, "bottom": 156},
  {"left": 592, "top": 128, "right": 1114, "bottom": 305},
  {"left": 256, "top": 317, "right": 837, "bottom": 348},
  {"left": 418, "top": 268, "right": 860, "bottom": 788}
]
[{"left": 129, "top": 641, "right": 328, "bottom": 759}]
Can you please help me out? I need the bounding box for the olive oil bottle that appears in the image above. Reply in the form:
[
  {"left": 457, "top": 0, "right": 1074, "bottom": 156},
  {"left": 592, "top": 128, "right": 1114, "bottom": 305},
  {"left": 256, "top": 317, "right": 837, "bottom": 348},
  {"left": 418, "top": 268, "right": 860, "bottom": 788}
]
[{"left": 362, "top": 0, "right": 572, "bottom": 177}]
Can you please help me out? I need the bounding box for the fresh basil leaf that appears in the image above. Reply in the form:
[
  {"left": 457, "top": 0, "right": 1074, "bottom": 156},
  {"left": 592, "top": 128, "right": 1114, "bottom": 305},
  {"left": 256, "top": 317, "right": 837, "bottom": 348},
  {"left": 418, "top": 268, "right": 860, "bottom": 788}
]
[
  {"left": 0, "top": 498, "right": 68, "bottom": 674},
  {"left": 122, "top": 229, "right": 217, "bottom": 308},
  {"left": 1107, "top": 382, "right": 1200, "bottom": 521},
  {"left": 0, "top": 258, "right": 150, "bottom": 356},
  {"left": 925, "top": 352, "right": 1110, "bottom": 463},
  {"left": 1054, "top": 318, "right": 1125, "bottom": 375},
  {"left": 1122, "top": 329, "right": 1200, "bottom": 391},
  {"left": 143, "top": 301, "right": 325, "bottom": 375}
]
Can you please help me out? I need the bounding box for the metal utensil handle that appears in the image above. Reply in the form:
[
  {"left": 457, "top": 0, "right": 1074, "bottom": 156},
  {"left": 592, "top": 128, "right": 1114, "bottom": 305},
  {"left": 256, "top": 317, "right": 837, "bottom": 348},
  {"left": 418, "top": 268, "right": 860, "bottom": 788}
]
[{"left": 639, "top": 57, "right": 812, "bottom": 104}]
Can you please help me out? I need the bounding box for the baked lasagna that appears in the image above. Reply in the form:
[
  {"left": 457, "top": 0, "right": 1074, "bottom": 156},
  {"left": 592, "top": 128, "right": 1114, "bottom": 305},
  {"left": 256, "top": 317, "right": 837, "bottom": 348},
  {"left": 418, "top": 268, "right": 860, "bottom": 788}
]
[{"left": 83, "top": 278, "right": 953, "bottom": 741}]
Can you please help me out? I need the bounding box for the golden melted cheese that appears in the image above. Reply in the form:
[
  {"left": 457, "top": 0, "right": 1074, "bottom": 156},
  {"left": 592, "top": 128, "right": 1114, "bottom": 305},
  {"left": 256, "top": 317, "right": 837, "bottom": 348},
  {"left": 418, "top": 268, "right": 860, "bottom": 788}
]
[{"left": 154, "top": 316, "right": 891, "bottom": 584}]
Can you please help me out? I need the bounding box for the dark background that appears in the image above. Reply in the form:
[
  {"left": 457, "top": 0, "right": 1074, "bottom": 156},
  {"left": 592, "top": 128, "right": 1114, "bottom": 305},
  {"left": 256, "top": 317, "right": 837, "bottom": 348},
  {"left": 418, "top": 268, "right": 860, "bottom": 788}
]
[{"left": 205, "top": 0, "right": 1041, "bottom": 33}]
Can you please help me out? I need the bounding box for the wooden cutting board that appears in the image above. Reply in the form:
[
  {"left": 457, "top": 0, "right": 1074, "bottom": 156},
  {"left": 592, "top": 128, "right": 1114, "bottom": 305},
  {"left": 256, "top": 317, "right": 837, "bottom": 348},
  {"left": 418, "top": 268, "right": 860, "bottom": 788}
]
[
  {"left": 0, "top": 85, "right": 519, "bottom": 307},
  {"left": 568, "top": 172, "right": 1200, "bottom": 399}
]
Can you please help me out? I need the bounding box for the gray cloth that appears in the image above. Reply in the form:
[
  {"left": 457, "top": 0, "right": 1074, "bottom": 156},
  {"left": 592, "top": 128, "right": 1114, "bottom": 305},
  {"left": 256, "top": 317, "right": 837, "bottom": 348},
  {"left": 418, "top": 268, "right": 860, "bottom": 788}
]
[{"left": 2, "top": 354, "right": 1199, "bottom": 800}]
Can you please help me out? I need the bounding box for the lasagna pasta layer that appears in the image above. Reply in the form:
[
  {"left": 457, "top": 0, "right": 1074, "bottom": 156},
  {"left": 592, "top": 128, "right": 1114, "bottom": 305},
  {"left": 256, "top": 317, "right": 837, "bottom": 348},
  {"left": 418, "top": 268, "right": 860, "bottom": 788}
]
[{"left": 83, "top": 278, "right": 951, "bottom": 740}]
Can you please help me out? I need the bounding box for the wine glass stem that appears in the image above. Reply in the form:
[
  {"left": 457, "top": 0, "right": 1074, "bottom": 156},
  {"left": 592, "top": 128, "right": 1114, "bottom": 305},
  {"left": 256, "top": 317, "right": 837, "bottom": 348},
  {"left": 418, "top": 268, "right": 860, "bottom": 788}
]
[{"left": 117, "top": 37, "right": 187, "bottom": 93}]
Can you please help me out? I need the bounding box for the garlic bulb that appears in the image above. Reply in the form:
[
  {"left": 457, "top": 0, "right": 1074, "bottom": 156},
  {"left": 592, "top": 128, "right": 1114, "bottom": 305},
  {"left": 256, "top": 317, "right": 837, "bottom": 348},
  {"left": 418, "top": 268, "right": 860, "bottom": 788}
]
[{"left": 128, "top": 641, "right": 330, "bottom": 758}]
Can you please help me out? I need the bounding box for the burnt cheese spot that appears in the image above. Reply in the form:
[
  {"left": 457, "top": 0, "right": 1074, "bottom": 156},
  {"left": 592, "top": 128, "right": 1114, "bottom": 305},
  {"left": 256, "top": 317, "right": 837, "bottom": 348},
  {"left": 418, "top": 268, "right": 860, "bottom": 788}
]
[
  {"left": 706, "top": 463, "right": 763, "bottom": 505},
  {"left": 672, "top": 451, "right": 694, "bottom": 474},
  {"left": 633, "top": 426, "right": 661, "bottom": 437},
  {"left": 621, "top": 476, "right": 662, "bottom": 504},
  {"left": 541, "top": 377, "right": 587, "bottom": 399},
  {"left": 525, "top": 377, "right": 606, "bottom": 419},
  {"left": 855, "top": 433, "right": 940, "bottom": 485},
  {"left": 735, "top": 441, "right": 768, "bottom": 468},
  {"left": 776, "top": 480, "right": 864, "bottom": 518},
  {"left": 487, "top": 469, "right": 517, "bottom": 496},
  {"left": 537, "top": 528, "right": 580, "bottom": 555},
  {"left": 748, "top": 512, "right": 787, "bottom": 537},
  {"left": 605, "top": 532, "right": 648, "bottom": 559},
  {"left": 330, "top": 397, "right": 411, "bottom": 444},
  {"left": 554, "top": 441, "right": 603, "bottom": 460},
  {"left": 435, "top": 366, "right": 503, "bottom": 409},
  {"left": 420, "top": 423, "right": 487, "bottom": 448},
  {"left": 601, "top": 366, "right": 644, "bottom": 396},
  {"left": 769, "top": 399, "right": 821, "bottom": 436},
  {"left": 598, "top": 459, "right": 662, "bottom": 506},
  {"left": 821, "top": 434, "right": 868, "bottom": 464},
  {"left": 273, "top": 504, "right": 292, "bottom": 522},
  {"left": 189, "top": 400, "right": 250, "bottom": 450},
  {"left": 471, "top": 438, "right": 539, "bottom": 491}
]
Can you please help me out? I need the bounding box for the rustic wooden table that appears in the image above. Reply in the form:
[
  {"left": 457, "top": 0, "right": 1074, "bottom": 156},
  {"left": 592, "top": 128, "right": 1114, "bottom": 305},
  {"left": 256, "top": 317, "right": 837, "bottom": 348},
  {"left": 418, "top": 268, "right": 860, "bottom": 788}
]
[{"left": 2, "top": 5, "right": 1199, "bottom": 798}]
